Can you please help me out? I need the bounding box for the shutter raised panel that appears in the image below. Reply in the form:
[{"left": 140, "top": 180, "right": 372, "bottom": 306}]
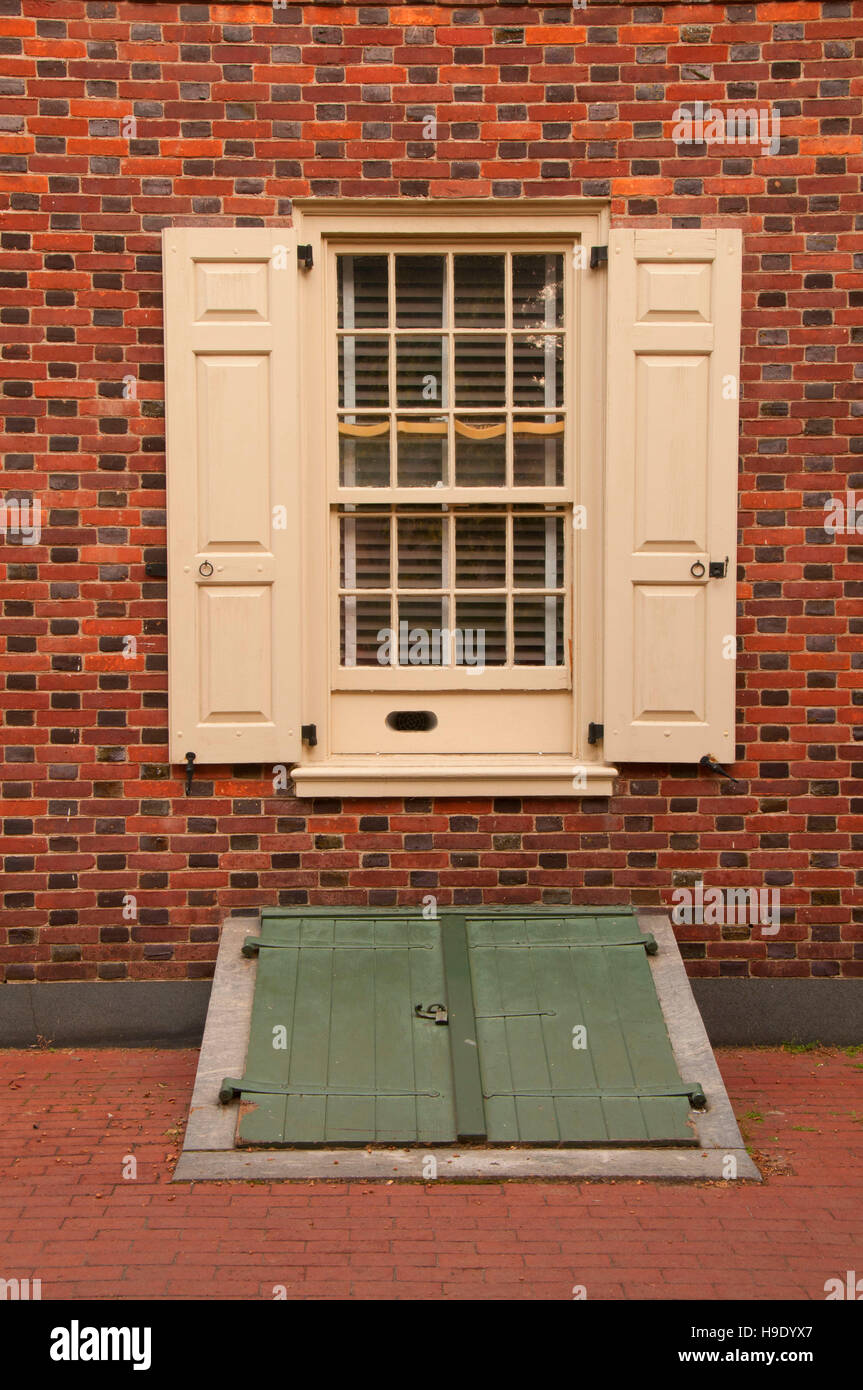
[
  {"left": 163, "top": 228, "right": 301, "bottom": 766},
  {"left": 604, "top": 228, "right": 741, "bottom": 763}
]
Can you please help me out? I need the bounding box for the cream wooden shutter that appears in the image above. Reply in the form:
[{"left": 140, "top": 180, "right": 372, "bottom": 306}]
[
  {"left": 604, "top": 228, "right": 741, "bottom": 764},
  {"left": 162, "top": 228, "right": 301, "bottom": 766}
]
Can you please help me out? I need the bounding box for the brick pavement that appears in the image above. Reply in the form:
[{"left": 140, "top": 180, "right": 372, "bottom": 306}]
[{"left": 0, "top": 1046, "right": 860, "bottom": 1300}]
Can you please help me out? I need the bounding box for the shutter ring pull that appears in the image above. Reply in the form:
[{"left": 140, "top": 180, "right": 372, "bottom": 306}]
[
  {"left": 690, "top": 561, "right": 705, "bottom": 578},
  {"left": 199, "top": 561, "right": 213, "bottom": 576}
]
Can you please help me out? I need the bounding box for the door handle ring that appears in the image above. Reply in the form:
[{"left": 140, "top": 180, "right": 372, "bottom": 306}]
[{"left": 690, "top": 560, "right": 705, "bottom": 578}]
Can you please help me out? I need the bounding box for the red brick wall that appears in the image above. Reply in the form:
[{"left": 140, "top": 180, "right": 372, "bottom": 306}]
[{"left": 1, "top": 0, "right": 861, "bottom": 985}]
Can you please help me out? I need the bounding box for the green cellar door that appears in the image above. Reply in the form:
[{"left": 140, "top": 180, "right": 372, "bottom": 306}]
[{"left": 220, "top": 909, "right": 704, "bottom": 1148}]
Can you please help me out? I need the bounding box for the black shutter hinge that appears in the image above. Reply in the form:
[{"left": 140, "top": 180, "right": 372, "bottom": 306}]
[
  {"left": 587, "top": 722, "right": 604, "bottom": 745},
  {"left": 301, "top": 723, "right": 317, "bottom": 746},
  {"left": 297, "top": 244, "right": 313, "bottom": 270},
  {"left": 184, "top": 751, "right": 196, "bottom": 795},
  {"left": 590, "top": 245, "right": 608, "bottom": 270}
]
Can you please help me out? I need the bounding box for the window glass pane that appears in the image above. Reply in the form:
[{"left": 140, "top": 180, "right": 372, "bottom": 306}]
[
  {"left": 339, "top": 335, "right": 388, "bottom": 408},
  {"left": 398, "top": 596, "right": 445, "bottom": 664},
  {"left": 340, "top": 513, "right": 390, "bottom": 588},
  {"left": 514, "top": 597, "right": 564, "bottom": 665},
  {"left": 513, "top": 514, "right": 563, "bottom": 588},
  {"left": 455, "top": 336, "right": 506, "bottom": 407},
  {"left": 513, "top": 253, "right": 563, "bottom": 328},
  {"left": 339, "top": 418, "right": 389, "bottom": 487},
  {"left": 396, "top": 417, "right": 447, "bottom": 486},
  {"left": 398, "top": 516, "right": 443, "bottom": 588},
  {"left": 396, "top": 336, "right": 445, "bottom": 408},
  {"left": 454, "top": 254, "right": 505, "bottom": 327},
  {"left": 513, "top": 334, "right": 563, "bottom": 407},
  {"left": 455, "top": 515, "right": 506, "bottom": 588},
  {"left": 513, "top": 418, "right": 564, "bottom": 486},
  {"left": 396, "top": 255, "right": 445, "bottom": 328},
  {"left": 341, "top": 596, "right": 391, "bottom": 666},
  {"left": 455, "top": 596, "right": 506, "bottom": 666},
  {"left": 337, "top": 255, "right": 388, "bottom": 329},
  {"left": 454, "top": 417, "right": 506, "bottom": 487}
]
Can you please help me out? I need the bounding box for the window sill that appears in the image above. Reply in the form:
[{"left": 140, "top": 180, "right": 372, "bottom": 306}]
[{"left": 290, "top": 756, "right": 618, "bottom": 799}]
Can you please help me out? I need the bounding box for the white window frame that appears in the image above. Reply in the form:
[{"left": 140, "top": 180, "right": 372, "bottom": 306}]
[{"left": 291, "top": 199, "right": 617, "bottom": 798}]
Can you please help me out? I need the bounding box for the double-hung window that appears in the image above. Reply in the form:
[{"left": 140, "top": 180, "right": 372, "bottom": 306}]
[
  {"left": 335, "top": 245, "right": 571, "bottom": 743},
  {"left": 163, "top": 204, "right": 741, "bottom": 797}
]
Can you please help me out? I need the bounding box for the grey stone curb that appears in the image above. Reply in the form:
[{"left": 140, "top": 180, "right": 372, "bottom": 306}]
[{"left": 174, "top": 911, "right": 761, "bottom": 1183}]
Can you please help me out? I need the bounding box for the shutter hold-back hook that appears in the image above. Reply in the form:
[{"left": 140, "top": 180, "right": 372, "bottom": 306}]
[
  {"left": 184, "top": 751, "right": 196, "bottom": 796},
  {"left": 699, "top": 753, "right": 740, "bottom": 785}
]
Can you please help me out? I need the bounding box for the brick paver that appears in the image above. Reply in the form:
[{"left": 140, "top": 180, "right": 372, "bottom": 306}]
[{"left": 1, "top": 1046, "right": 860, "bottom": 1300}]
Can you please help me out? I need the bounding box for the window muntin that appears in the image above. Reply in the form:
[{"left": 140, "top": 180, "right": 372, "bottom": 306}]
[
  {"left": 336, "top": 250, "right": 567, "bottom": 495},
  {"left": 334, "top": 245, "right": 572, "bottom": 683},
  {"left": 338, "top": 505, "right": 566, "bottom": 669}
]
